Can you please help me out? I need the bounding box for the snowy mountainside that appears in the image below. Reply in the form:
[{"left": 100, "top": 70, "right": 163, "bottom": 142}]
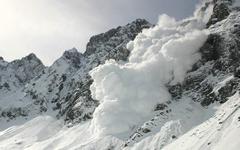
[
  {"left": 1, "top": 0, "right": 240, "bottom": 150},
  {"left": 164, "top": 92, "right": 240, "bottom": 150},
  {"left": 124, "top": 0, "right": 240, "bottom": 149},
  {"left": 0, "top": 53, "right": 45, "bottom": 93},
  {"left": 0, "top": 19, "right": 151, "bottom": 126},
  {"left": 0, "top": 54, "right": 45, "bottom": 121}
]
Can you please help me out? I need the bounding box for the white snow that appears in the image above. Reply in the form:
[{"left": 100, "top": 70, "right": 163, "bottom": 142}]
[
  {"left": 90, "top": 14, "right": 208, "bottom": 137},
  {"left": 212, "top": 75, "right": 234, "bottom": 95},
  {"left": 2, "top": 0, "right": 240, "bottom": 150},
  {"left": 164, "top": 92, "right": 240, "bottom": 150},
  {"left": 0, "top": 116, "right": 124, "bottom": 150},
  {"left": 124, "top": 96, "right": 216, "bottom": 149},
  {"left": 0, "top": 92, "right": 239, "bottom": 150}
]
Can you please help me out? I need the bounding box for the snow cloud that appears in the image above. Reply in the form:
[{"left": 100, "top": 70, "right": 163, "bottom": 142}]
[{"left": 90, "top": 13, "right": 209, "bottom": 136}]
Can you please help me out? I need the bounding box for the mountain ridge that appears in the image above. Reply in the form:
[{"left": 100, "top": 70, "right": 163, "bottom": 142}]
[
  {"left": 1, "top": 0, "right": 240, "bottom": 149},
  {"left": 0, "top": 18, "right": 151, "bottom": 126}
]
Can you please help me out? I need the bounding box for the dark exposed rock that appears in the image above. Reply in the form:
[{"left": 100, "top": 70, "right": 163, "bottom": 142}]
[
  {"left": 154, "top": 103, "right": 168, "bottom": 111},
  {"left": 168, "top": 1, "right": 240, "bottom": 107},
  {"left": 3, "top": 82, "right": 10, "bottom": 90},
  {"left": 84, "top": 19, "right": 151, "bottom": 64},
  {"left": 234, "top": 67, "right": 240, "bottom": 78},
  {"left": 172, "top": 135, "right": 177, "bottom": 139},
  {"left": 168, "top": 84, "right": 182, "bottom": 100},
  {"left": 1, "top": 107, "right": 28, "bottom": 120},
  {"left": 217, "top": 78, "right": 240, "bottom": 103},
  {"left": 199, "top": 34, "right": 222, "bottom": 62},
  {"left": 62, "top": 48, "right": 84, "bottom": 68},
  {"left": 206, "top": 0, "right": 232, "bottom": 27},
  {"left": 142, "top": 128, "right": 151, "bottom": 133},
  {"left": 24, "top": 19, "right": 150, "bottom": 125}
]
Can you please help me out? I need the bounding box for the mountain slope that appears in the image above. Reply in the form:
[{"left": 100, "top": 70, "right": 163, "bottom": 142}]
[
  {"left": 1, "top": 0, "right": 240, "bottom": 150},
  {"left": 0, "top": 19, "right": 151, "bottom": 127},
  {"left": 0, "top": 54, "right": 45, "bottom": 122},
  {"left": 164, "top": 92, "right": 240, "bottom": 150}
]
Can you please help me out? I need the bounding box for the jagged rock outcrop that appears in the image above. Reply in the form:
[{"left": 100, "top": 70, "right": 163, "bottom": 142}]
[
  {"left": 123, "top": 0, "right": 240, "bottom": 147},
  {"left": 63, "top": 19, "right": 151, "bottom": 124},
  {"left": 0, "top": 54, "right": 45, "bottom": 120},
  {"left": 164, "top": 0, "right": 240, "bottom": 106},
  {"left": 1, "top": 0, "right": 240, "bottom": 149},
  {"left": 0, "top": 53, "right": 45, "bottom": 91},
  {"left": 206, "top": 0, "right": 233, "bottom": 27},
  {"left": 183, "top": 10, "right": 240, "bottom": 106},
  {"left": 0, "top": 19, "right": 151, "bottom": 124}
]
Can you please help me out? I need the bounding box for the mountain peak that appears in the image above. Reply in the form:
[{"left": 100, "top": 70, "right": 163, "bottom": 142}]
[
  {"left": 84, "top": 18, "right": 151, "bottom": 57},
  {"left": 59, "top": 48, "right": 85, "bottom": 68},
  {"left": 128, "top": 18, "right": 152, "bottom": 27},
  {"left": 206, "top": 0, "right": 237, "bottom": 27},
  {"left": 64, "top": 47, "right": 78, "bottom": 54},
  {"left": 25, "top": 53, "right": 40, "bottom": 61},
  {"left": 63, "top": 48, "right": 81, "bottom": 58},
  {"left": 9, "top": 53, "right": 44, "bottom": 68},
  {"left": 63, "top": 48, "right": 83, "bottom": 59}
]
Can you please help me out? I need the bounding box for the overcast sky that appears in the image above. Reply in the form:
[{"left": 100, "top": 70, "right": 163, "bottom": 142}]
[{"left": 0, "top": 0, "right": 199, "bottom": 65}]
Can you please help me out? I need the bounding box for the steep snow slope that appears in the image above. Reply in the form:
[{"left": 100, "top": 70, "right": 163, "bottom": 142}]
[
  {"left": 0, "top": 116, "right": 124, "bottom": 150},
  {"left": 164, "top": 92, "right": 240, "bottom": 150},
  {"left": 0, "top": 91, "right": 238, "bottom": 150},
  {"left": 124, "top": 0, "right": 240, "bottom": 149},
  {"left": 0, "top": 54, "right": 45, "bottom": 123}
]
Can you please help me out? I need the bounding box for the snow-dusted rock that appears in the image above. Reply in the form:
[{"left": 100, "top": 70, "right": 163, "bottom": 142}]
[
  {"left": 1, "top": 0, "right": 240, "bottom": 149},
  {"left": 0, "top": 19, "right": 151, "bottom": 125}
]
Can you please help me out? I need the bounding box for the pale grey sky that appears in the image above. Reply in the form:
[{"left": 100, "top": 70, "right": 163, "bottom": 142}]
[{"left": 0, "top": 0, "right": 199, "bottom": 65}]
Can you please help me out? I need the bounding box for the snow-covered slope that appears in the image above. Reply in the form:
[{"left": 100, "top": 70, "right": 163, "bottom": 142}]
[
  {"left": 0, "top": 54, "right": 45, "bottom": 122},
  {"left": 0, "top": 53, "right": 45, "bottom": 93},
  {"left": 1, "top": 0, "right": 240, "bottom": 150},
  {"left": 0, "top": 19, "right": 151, "bottom": 127},
  {"left": 164, "top": 92, "right": 240, "bottom": 150}
]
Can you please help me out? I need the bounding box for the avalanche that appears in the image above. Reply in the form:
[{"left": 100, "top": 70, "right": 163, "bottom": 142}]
[
  {"left": 89, "top": 14, "right": 208, "bottom": 137},
  {"left": 1, "top": 0, "right": 240, "bottom": 150}
]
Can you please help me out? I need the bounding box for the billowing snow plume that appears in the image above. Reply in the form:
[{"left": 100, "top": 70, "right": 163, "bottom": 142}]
[{"left": 90, "top": 14, "right": 208, "bottom": 136}]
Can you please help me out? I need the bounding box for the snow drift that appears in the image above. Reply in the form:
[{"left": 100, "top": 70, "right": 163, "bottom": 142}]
[{"left": 90, "top": 14, "right": 208, "bottom": 136}]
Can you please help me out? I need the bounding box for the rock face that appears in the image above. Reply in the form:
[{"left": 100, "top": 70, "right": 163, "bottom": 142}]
[
  {"left": 206, "top": 0, "right": 232, "bottom": 27},
  {"left": 0, "top": 19, "right": 151, "bottom": 124},
  {"left": 1, "top": 0, "right": 240, "bottom": 149},
  {"left": 156, "top": 0, "right": 240, "bottom": 107},
  {"left": 0, "top": 54, "right": 45, "bottom": 120},
  {"left": 123, "top": 0, "right": 240, "bottom": 147},
  {"left": 63, "top": 19, "right": 151, "bottom": 124},
  {"left": 0, "top": 53, "right": 45, "bottom": 91},
  {"left": 178, "top": 3, "right": 240, "bottom": 106}
]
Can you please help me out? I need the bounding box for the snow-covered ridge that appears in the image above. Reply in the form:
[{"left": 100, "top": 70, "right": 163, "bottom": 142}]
[
  {"left": 0, "top": 53, "right": 45, "bottom": 92},
  {"left": 0, "top": 19, "right": 151, "bottom": 126}
]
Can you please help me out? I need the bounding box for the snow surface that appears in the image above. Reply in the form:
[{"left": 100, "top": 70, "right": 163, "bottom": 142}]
[
  {"left": 0, "top": 93, "right": 239, "bottom": 150},
  {"left": 2, "top": 0, "right": 240, "bottom": 150},
  {"left": 212, "top": 75, "right": 234, "bottom": 95},
  {"left": 0, "top": 116, "right": 123, "bottom": 150},
  {"left": 164, "top": 92, "right": 240, "bottom": 150}
]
